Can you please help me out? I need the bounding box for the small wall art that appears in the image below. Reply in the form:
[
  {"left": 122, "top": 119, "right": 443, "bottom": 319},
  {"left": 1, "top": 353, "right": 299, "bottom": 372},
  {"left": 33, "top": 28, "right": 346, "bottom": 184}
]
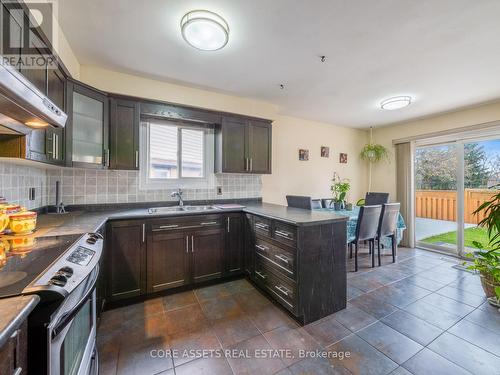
[
  {"left": 320, "top": 146, "right": 330, "bottom": 158},
  {"left": 299, "top": 149, "right": 309, "bottom": 161},
  {"left": 339, "top": 153, "right": 348, "bottom": 164}
]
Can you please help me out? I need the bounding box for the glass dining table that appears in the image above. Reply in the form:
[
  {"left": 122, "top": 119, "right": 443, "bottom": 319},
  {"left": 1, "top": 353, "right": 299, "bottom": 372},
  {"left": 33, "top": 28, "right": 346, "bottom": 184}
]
[{"left": 315, "top": 206, "right": 406, "bottom": 247}]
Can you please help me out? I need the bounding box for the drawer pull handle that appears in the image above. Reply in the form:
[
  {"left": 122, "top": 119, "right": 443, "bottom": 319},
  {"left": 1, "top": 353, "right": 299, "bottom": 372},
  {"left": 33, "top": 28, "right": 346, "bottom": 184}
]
[
  {"left": 255, "top": 244, "right": 268, "bottom": 251},
  {"left": 255, "top": 271, "right": 267, "bottom": 279},
  {"left": 255, "top": 223, "right": 269, "bottom": 230},
  {"left": 13, "top": 367, "right": 22, "bottom": 375},
  {"left": 159, "top": 224, "right": 178, "bottom": 229},
  {"left": 275, "top": 230, "right": 292, "bottom": 239},
  {"left": 275, "top": 254, "right": 289, "bottom": 263},
  {"left": 275, "top": 285, "right": 290, "bottom": 296},
  {"left": 201, "top": 221, "right": 218, "bottom": 226}
]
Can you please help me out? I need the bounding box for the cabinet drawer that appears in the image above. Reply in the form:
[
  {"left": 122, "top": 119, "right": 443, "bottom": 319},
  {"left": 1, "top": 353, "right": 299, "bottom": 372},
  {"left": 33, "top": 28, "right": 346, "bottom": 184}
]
[
  {"left": 273, "top": 222, "right": 297, "bottom": 247},
  {"left": 255, "top": 257, "right": 297, "bottom": 313},
  {"left": 255, "top": 237, "right": 295, "bottom": 279},
  {"left": 253, "top": 216, "right": 271, "bottom": 237},
  {"left": 150, "top": 215, "right": 222, "bottom": 232}
]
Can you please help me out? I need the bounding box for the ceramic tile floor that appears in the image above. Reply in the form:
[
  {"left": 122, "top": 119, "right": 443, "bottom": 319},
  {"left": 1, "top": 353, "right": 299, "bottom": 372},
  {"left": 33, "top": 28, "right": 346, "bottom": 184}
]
[{"left": 98, "top": 247, "right": 500, "bottom": 375}]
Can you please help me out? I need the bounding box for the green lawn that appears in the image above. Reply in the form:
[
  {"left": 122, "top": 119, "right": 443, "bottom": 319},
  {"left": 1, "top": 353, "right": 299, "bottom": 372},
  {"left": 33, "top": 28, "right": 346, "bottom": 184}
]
[{"left": 421, "top": 226, "right": 490, "bottom": 249}]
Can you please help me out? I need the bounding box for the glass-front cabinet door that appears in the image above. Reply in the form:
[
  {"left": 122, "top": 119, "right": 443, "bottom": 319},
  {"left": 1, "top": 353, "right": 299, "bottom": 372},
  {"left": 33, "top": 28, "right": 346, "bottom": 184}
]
[{"left": 67, "top": 81, "right": 109, "bottom": 168}]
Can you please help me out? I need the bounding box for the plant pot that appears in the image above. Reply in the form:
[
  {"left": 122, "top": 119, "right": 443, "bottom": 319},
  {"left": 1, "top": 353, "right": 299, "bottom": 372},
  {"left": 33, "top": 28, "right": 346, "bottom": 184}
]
[
  {"left": 333, "top": 202, "right": 342, "bottom": 211},
  {"left": 480, "top": 273, "right": 499, "bottom": 298},
  {"left": 487, "top": 296, "right": 500, "bottom": 308},
  {"left": 345, "top": 203, "right": 353, "bottom": 211}
]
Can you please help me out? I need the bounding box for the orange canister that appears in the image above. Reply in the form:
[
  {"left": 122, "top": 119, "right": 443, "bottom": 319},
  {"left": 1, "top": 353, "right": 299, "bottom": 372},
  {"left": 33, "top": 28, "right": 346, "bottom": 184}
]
[
  {"left": 9, "top": 236, "right": 36, "bottom": 257},
  {"left": 2, "top": 204, "right": 21, "bottom": 215},
  {"left": 8, "top": 211, "right": 37, "bottom": 235},
  {"left": 0, "top": 209, "right": 8, "bottom": 233}
]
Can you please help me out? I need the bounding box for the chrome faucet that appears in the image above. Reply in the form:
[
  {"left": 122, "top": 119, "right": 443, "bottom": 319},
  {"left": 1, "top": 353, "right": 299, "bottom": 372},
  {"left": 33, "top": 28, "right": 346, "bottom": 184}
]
[{"left": 171, "top": 188, "right": 184, "bottom": 206}]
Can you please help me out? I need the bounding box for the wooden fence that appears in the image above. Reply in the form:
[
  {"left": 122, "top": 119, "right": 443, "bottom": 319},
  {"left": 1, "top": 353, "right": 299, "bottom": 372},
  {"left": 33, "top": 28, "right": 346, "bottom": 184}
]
[{"left": 415, "top": 189, "right": 498, "bottom": 224}]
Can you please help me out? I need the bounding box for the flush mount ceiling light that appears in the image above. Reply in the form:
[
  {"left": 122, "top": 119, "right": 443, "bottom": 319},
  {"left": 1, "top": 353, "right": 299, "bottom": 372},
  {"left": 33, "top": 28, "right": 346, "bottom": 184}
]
[
  {"left": 380, "top": 96, "right": 412, "bottom": 110},
  {"left": 180, "top": 10, "right": 229, "bottom": 51}
]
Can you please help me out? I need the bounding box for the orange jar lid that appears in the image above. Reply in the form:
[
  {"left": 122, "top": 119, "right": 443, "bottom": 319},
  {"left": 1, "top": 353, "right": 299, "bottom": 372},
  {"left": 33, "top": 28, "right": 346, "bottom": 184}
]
[{"left": 9, "top": 211, "right": 37, "bottom": 219}]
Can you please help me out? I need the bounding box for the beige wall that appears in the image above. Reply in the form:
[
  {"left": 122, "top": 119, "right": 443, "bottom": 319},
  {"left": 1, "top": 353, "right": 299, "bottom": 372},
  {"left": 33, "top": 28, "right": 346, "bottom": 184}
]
[
  {"left": 371, "top": 101, "right": 500, "bottom": 199},
  {"left": 79, "top": 65, "right": 369, "bottom": 205},
  {"left": 263, "top": 116, "right": 368, "bottom": 205},
  {"left": 79, "top": 66, "right": 277, "bottom": 119}
]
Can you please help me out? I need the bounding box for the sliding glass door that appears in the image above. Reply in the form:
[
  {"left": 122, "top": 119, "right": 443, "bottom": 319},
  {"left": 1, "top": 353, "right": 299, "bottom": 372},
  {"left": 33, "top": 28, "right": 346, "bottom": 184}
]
[
  {"left": 415, "top": 143, "right": 460, "bottom": 255},
  {"left": 415, "top": 137, "right": 500, "bottom": 257},
  {"left": 462, "top": 139, "right": 500, "bottom": 256}
]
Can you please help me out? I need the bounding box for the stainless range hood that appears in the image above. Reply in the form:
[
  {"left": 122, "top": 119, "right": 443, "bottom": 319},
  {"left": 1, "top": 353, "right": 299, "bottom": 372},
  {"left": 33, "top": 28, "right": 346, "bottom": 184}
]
[{"left": 0, "top": 61, "right": 67, "bottom": 134}]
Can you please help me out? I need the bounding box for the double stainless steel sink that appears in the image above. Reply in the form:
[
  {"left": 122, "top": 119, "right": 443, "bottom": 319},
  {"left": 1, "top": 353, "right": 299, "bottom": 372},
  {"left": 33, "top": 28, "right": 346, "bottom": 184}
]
[{"left": 147, "top": 205, "right": 219, "bottom": 214}]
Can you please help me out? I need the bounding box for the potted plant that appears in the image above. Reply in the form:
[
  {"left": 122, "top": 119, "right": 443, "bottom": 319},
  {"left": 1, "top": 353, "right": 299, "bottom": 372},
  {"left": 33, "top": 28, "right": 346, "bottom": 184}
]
[
  {"left": 466, "top": 185, "right": 500, "bottom": 307},
  {"left": 360, "top": 127, "right": 390, "bottom": 192},
  {"left": 331, "top": 173, "right": 350, "bottom": 211}
]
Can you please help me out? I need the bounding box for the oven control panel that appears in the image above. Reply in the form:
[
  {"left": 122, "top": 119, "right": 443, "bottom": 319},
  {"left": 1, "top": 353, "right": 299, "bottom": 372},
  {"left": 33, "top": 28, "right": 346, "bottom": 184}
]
[
  {"left": 67, "top": 246, "right": 96, "bottom": 266},
  {"left": 25, "top": 232, "right": 103, "bottom": 296}
]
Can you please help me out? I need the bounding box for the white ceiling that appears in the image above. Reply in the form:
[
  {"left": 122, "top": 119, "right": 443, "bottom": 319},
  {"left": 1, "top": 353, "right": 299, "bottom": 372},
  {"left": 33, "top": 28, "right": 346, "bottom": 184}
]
[{"left": 57, "top": 0, "right": 500, "bottom": 128}]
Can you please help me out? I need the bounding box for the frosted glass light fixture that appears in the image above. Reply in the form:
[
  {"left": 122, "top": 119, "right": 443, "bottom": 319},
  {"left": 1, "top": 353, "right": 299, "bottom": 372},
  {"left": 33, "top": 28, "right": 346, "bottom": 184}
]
[
  {"left": 380, "top": 96, "right": 412, "bottom": 110},
  {"left": 181, "top": 10, "right": 229, "bottom": 51}
]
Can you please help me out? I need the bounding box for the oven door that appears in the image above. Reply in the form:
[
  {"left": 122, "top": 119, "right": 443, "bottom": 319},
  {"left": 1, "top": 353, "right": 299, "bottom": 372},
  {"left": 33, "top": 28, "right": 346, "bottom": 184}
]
[{"left": 48, "top": 265, "right": 99, "bottom": 375}]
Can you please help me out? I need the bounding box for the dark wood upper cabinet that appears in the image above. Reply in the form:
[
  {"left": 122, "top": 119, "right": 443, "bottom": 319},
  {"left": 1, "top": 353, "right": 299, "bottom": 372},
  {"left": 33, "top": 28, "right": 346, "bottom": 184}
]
[
  {"left": 107, "top": 220, "right": 146, "bottom": 302},
  {"left": 47, "top": 67, "right": 66, "bottom": 110},
  {"left": 147, "top": 230, "right": 190, "bottom": 293},
  {"left": 247, "top": 120, "right": 272, "bottom": 174},
  {"left": 217, "top": 116, "right": 247, "bottom": 173},
  {"left": 65, "top": 80, "right": 109, "bottom": 168},
  {"left": 191, "top": 228, "right": 224, "bottom": 283},
  {"left": 224, "top": 214, "right": 244, "bottom": 276},
  {"left": 215, "top": 116, "right": 272, "bottom": 174},
  {"left": 45, "top": 68, "right": 66, "bottom": 165},
  {"left": 109, "top": 97, "right": 140, "bottom": 170}
]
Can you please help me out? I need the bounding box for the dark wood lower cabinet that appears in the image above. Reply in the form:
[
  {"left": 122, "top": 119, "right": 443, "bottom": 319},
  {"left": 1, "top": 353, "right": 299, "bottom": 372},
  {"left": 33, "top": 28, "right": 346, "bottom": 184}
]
[
  {"left": 147, "top": 230, "right": 190, "bottom": 293},
  {"left": 105, "top": 212, "right": 347, "bottom": 325},
  {"left": 246, "top": 214, "right": 347, "bottom": 324},
  {"left": 192, "top": 228, "right": 224, "bottom": 283},
  {"left": 0, "top": 320, "right": 27, "bottom": 375},
  {"left": 224, "top": 214, "right": 244, "bottom": 276},
  {"left": 107, "top": 220, "right": 146, "bottom": 302}
]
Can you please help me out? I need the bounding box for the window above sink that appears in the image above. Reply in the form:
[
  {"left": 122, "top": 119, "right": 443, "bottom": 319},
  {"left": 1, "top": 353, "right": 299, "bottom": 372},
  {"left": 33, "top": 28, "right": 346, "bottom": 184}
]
[{"left": 139, "top": 119, "right": 215, "bottom": 190}]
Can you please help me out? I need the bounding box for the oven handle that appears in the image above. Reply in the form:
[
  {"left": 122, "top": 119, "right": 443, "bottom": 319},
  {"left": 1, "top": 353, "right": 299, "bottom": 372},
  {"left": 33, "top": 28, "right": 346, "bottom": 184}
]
[{"left": 52, "top": 264, "right": 99, "bottom": 337}]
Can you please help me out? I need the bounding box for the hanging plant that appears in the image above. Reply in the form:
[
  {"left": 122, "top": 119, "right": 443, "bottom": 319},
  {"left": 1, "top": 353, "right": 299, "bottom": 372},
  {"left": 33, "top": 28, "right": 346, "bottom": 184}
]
[
  {"left": 360, "top": 143, "right": 390, "bottom": 163},
  {"left": 360, "top": 127, "right": 390, "bottom": 192}
]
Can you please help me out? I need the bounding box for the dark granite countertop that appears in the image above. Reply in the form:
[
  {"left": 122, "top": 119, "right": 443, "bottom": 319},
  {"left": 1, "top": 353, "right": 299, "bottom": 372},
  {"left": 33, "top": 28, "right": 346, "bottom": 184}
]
[
  {"left": 243, "top": 203, "right": 348, "bottom": 226},
  {"left": 35, "top": 201, "right": 347, "bottom": 237},
  {"left": 0, "top": 295, "right": 39, "bottom": 347}
]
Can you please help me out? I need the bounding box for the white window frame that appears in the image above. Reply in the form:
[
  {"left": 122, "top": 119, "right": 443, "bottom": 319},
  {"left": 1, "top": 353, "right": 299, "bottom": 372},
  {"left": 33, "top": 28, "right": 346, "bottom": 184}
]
[{"left": 139, "top": 120, "right": 214, "bottom": 190}]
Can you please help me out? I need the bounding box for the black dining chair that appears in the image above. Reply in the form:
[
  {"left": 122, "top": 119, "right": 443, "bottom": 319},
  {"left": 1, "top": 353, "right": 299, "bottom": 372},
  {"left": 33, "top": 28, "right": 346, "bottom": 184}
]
[
  {"left": 348, "top": 205, "right": 382, "bottom": 272},
  {"left": 365, "top": 192, "right": 390, "bottom": 206},
  {"left": 286, "top": 195, "right": 313, "bottom": 209},
  {"left": 311, "top": 199, "right": 323, "bottom": 209},
  {"left": 376, "top": 203, "right": 400, "bottom": 266},
  {"left": 321, "top": 198, "right": 334, "bottom": 209}
]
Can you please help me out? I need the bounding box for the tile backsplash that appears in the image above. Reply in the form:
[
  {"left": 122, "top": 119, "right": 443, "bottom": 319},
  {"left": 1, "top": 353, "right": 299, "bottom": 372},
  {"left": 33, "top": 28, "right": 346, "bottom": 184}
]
[
  {"left": 0, "top": 161, "right": 262, "bottom": 209},
  {"left": 0, "top": 162, "right": 48, "bottom": 209}
]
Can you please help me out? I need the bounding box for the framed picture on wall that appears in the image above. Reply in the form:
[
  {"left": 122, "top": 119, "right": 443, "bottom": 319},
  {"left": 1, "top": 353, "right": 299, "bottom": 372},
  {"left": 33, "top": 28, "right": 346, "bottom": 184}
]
[
  {"left": 339, "top": 153, "right": 348, "bottom": 164},
  {"left": 299, "top": 149, "right": 309, "bottom": 161},
  {"left": 321, "top": 146, "right": 330, "bottom": 158}
]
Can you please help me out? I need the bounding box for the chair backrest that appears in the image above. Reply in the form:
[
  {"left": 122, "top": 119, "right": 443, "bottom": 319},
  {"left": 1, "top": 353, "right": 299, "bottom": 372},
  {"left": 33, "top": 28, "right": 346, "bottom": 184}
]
[
  {"left": 321, "top": 198, "right": 333, "bottom": 209},
  {"left": 311, "top": 199, "right": 323, "bottom": 209},
  {"left": 356, "top": 205, "right": 382, "bottom": 241},
  {"left": 378, "top": 203, "right": 400, "bottom": 238},
  {"left": 365, "top": 192, "right": 390, "bottom": 206},
  {"left": 286, "top": 195, "right": 312, "bottom": 210}
]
